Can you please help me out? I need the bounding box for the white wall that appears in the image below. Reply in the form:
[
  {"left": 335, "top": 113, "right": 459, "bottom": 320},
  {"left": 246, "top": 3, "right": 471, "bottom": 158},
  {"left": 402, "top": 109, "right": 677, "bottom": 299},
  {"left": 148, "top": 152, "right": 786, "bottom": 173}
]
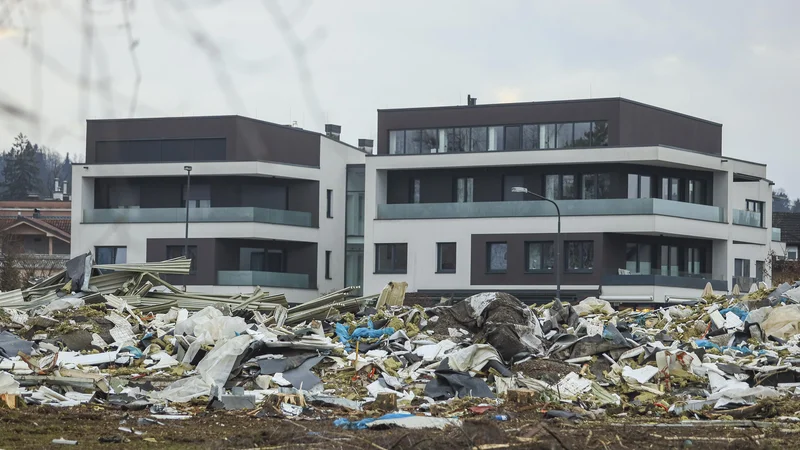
[
  {"left": 601, "top": 285, "right": 727, "bottom": 303},
  {"left": 72, "top": 139, "right": 366, "bottom": 303}
]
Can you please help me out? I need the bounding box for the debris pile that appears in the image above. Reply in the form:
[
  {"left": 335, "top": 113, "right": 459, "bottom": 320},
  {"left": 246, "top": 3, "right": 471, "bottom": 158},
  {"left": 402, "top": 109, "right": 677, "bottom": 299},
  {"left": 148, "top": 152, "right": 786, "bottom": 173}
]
[{"left": 4, "top": 257, "right": 800, "bottom": 432}]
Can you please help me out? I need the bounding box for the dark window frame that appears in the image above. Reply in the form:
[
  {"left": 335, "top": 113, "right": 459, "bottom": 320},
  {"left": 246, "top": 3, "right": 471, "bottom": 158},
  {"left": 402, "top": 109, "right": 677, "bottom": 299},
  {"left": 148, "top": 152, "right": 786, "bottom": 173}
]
[
  {"left": 625, "top": 243, "right": 653, "bottom": 275},
  {"left": 325, "top": 250, "right": 332, "bottom": 280},
  {"left": 95, "top": 246, "right": 127, "bottom": 265},
  {"left": 628, "top": 174, "right": 652, "bottom": 199},
  {"left": 486, "top": 241, "right": 508, "bottom": 274},
  {"left": 386, "top": 120, "right": 609, "bottom": 154},
  {"left": 374, "top": 243, "right": 408, "bottom": 274},
  {"left": 326, "top": 189, "right": 333, "bottom": 218},
  {"left": 564, "top": 240, "right": 593, "bottom": 273},
  {"left": 454, "top": 177, "right": 474, "bottom": 203},
  {"left": 525, "top": 241, "right": 554, "bottom": 273},
  {"left": 436, "top": 242, "right": 457, "bottom": 274},
  {"left": 746, "top": 199, "right": 765, "bottom": 227},
  {"left": 410, "top": 178, "right": 421, "bottom": 203}
]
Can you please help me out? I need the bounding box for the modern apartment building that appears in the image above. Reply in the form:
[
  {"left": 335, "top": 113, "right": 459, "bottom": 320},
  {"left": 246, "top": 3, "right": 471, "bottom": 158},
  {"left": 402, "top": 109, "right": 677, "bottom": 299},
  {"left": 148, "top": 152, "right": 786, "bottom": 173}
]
[
  {"left": 71, "top": 116, "right": 368, "bottom": 303},
  {"left": 364, "top": 97, "right": 775, "bottom": 303}
]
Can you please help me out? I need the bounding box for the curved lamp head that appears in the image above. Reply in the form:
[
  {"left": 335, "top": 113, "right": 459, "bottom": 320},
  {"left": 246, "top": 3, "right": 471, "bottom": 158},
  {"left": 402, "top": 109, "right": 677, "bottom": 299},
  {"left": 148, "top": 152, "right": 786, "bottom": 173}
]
[{"left": 511, "top": 186, "right": 528, "bottom": 193}]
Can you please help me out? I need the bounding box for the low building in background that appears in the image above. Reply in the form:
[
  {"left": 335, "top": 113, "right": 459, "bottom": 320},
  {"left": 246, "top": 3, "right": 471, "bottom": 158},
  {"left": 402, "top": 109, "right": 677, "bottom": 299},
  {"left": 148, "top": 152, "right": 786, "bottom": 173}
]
[
  {"left": 71, "top": 116, "right": 367, "bottom": 303},
  {"left": 0, "top": 214, "right": 71, "bottom": 279},
  {"left": 364, "top": 97, "right": 774, "bottom": 303}
]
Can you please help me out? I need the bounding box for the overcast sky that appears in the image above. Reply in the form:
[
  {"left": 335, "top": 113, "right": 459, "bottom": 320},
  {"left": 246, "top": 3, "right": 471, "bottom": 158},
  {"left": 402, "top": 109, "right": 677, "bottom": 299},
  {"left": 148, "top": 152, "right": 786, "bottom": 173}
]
[{"left": 1, "top": 0, "right": 798, "bottom": 195}]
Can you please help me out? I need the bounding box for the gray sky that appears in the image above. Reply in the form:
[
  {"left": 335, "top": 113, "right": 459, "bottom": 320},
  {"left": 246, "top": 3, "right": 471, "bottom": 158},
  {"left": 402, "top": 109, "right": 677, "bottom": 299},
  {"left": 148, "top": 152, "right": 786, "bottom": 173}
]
[{"left": 1, "top": 0, "right": 798, "bottom": 195}]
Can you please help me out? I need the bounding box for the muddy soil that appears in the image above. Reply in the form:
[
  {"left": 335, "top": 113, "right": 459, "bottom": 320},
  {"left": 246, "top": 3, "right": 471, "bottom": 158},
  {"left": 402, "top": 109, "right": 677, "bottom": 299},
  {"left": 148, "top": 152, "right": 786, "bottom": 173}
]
[
  {"left": 512, "top": 358, "right": 580, "bottom": 385},
  {"left": 1, "top": 405, "right": 797, "bottom": 450}
]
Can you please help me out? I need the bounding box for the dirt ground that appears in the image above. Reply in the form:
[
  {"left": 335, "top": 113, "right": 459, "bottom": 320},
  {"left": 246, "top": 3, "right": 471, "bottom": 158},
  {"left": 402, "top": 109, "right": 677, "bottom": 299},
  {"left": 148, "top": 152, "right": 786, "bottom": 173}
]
[{"left": 1, "top": 405, "right": 799, "bottom": 450}]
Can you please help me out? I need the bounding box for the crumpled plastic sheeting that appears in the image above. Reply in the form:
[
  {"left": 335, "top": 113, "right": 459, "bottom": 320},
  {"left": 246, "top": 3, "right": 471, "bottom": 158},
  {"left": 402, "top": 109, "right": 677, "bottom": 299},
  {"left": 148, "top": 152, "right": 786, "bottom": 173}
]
[
  {"left": 761, "top": 305, "right": 800, "bottom": 340},
  {"left": 335, "top": 321, "right": 394, "bottom": 345},
  {"left": 0, "top": 371, "right": 20, "bottom": 394},
  {"left": 573, "top": 297, "right": 615, "bottom": 317},
  {"left": 174, "top": 306, "right": 249, "bottom": 341},
  {"left": 154, "top": 334, "right": 253, "bottom": 403},
  {"left": 444, "top": 344, "right": 504, "bottom": 374}
]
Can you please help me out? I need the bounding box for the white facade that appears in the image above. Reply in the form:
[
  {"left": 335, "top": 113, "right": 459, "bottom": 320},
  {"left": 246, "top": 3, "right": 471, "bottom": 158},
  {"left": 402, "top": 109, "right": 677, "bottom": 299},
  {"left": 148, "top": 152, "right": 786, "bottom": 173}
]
[
  {"left": 363, "top": 145, "right": 775, "bottom": 302},
  {"left": 72, "top": 135, "right": 366, "bottom": 303}
]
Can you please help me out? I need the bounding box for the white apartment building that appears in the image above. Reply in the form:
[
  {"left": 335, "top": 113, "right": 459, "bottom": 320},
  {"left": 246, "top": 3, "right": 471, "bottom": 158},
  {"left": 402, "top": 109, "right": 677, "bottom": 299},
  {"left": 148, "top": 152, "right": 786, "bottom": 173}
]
[
  {"left": 363, "top": 98, "right": 776, "bottom": 303},
  {"left": 71, "top": 116, "right": 367, "bottom": 303}
]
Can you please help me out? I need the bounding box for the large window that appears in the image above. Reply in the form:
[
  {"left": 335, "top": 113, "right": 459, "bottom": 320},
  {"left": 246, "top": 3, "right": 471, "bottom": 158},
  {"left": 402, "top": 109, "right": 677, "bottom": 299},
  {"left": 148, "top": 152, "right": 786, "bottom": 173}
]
[
  {"left": 788, "top": 246, "right": 798, "bottom": 261},
  {"left": 470, "top": 127, "right": 488, "bottom": 152},
  {"left": 540, "top": 124, "right": 556, "bottom": 149},
  {"left": 591, "top": 121, "right": 609, "bottom": 146},
  {"left": 388, "top": 121, "right": 610, "bottom": 154},
  {"left": 167, "top": 245, "right": 198, "bottom": 275},
  {"left": 526, "top": 242, "right": 554, "bottom": 272},
  {"left": 345, "top": 192, "right": 364, "bottom": 236},
  {"left": 545, "top": 174, "right": 576, "bottom": 200},
  {"left": 573, "top": 122, "right": 592, "bottom": 147},
  {"left": 746, "top": 200, "right": 764, "bottom": 227},
  {"left": 504, "top": 126, "right": 521, "bottom": 151},
  {"left": 661, "top": 177, "right": 681, "bottom": 201},
  {"left": 109, "top": 184, "right": 140, "bottom": 208},
  {"left": 436, "top": 242, "right": 457, "bottom": 273},
  {"left": 522, "top": 125, "right": 539, "bottom": 150},
  {"left": 95, "top": 246, "right": 126, "bottom": 265},
  {"left": 625, "top": 243, "right": 652, "bottom": 275},
  {"left": 455, "top": 177, "right": 474, "bottom": 203},
  {"left": 375, "top": 243, "right": 407, "bottom": 273},
  {"left": 660, "top": 245, "right": 679, "bottom": 276},
  {"left": 756, "top": 261, "right": 764, "bottom": 283},
  {"left": 734, "top": 258, "right": 750, "bottom": 278},
  {"left": 555, "top": 123, "right": 574, "bottom": 148},
  {"left": 487, "top": 242, "right": 507, "bottom": 273},
  {"left": 582, "top": 173, "right": 611, "bottom": 199},
  {"left": 627, "top": 174, "right": 651, "bottom": 199},
  {"left": 688, "top": 179, "right": 706, "bottom": 204},
  {"left": 565, "top": 241, "right": 593, "bottom": 272},
  {"left": 685, "top": 247, "right": 702, "bottom": 275}
]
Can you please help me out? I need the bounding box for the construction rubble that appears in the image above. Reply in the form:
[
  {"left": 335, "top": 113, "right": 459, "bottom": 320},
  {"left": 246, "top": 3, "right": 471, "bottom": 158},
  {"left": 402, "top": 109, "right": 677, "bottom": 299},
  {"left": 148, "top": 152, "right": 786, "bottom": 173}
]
[{"left": 5, "top": 253, "right": 800, "bottom": 439}]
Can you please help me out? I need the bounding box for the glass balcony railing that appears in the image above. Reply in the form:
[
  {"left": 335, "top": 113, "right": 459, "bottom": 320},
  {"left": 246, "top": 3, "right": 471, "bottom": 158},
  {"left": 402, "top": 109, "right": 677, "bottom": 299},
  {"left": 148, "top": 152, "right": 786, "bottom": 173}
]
[
  {"left": 732, "top": 209, "right": 762, "bottom": 228},
  {"left": 84, "top": 207, "right": 313, "bottom": 227},
  {"left": 772, "top": 227, "right": 782, "bottom": 242},
  {"left": 603, "top": 273, "right": 727, "bottom": 290},
  {"left": 377, "top": 198, "right": 725, "bottom": 222},
  {"left": 217, "top": 270, "right": 311, "bottom": 289}
]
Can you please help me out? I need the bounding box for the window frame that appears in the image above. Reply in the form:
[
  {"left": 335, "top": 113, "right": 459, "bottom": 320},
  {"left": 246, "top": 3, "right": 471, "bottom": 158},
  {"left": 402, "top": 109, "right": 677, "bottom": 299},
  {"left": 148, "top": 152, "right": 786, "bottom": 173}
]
[
  {"left": 486, "top": 242, "right": 508, "bottom": 273},
  {"left": 326, "top": 189, "right": 333, "bottom": 218},
  {"left": 625, "top": 243, "right": 652, "bottom": 275},
  {"left": 374, "top": 243, "right": 408, "bottom": 274},
  {"left": 455, "top": 177, "right": 474, "bottom": 203},
  {"left": 436, "top": 242, "right": 457, "bottom": 274},
  {"left": 525, "top": 241, "right": 554, "bottom": 273},
  {"left": 746, "top": 199, "right": 764, "bottom": 227},
  {"left": 564, "top": 240, "right": 594, "bottom": 273},
  {"left": 325, "top": 250, "right": 332, "bottom": 280},
  {"left": 95, "top": 246, "right": 127, "bottom": 265},
  {"left": 410, "top": 178, "right": 421, "bottom": 204}
]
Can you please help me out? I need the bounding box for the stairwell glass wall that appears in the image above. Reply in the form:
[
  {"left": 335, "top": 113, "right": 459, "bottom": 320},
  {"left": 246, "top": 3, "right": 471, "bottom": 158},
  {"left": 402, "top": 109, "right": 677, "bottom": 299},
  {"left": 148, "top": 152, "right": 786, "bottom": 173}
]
[{"left": 345, "top": 166, "right": 365, "bottom": 295}]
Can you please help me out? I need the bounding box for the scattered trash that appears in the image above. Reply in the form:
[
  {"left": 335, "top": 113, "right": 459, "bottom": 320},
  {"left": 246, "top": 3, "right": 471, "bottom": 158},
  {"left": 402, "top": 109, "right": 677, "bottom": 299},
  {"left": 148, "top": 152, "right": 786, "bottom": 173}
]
[
  {"left": 5, "top": 268, "right": 800, "bottom": 435},
  {"left": 52, "top": 438, "right": 78, "bottom": 445}
]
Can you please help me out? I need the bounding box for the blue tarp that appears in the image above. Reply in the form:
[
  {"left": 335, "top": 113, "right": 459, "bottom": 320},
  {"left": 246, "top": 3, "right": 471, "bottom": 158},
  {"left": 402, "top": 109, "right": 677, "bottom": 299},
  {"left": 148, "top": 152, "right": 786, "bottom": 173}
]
[
  {"left": 334, "top": 413, "right": 415, "bottom": 430},
  {"left": 720, "top": 307, "right": 748, "bottom": 322},
  {"left": 694, "top": 339, "right": 755, "bottom": 355},
  {"left": 335, "top": 320, "right": 395, "bottom": 346}
]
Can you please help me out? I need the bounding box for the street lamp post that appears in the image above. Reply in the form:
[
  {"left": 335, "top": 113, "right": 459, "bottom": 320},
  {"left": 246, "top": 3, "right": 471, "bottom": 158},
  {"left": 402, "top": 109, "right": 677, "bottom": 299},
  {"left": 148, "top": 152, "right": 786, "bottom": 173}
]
[
  {"left": 183, "top": 166, "right": 192, "bottom": 292},
  {"left": 511, "top": 186, "right": 561, "bottom": 301}
]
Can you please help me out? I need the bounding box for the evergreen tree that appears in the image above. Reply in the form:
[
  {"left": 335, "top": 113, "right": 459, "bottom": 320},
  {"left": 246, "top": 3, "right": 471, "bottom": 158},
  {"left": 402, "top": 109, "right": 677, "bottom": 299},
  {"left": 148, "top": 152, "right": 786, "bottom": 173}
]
[{"left": 3, "top": 133, "right": 40, "bottom": 200}]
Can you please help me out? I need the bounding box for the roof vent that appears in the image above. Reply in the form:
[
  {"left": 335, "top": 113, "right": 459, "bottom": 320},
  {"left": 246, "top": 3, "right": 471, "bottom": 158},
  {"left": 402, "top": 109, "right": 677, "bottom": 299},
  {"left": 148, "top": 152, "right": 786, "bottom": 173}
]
[
  {"left": 467, "top": 95, "right": 478, "bottom": 106},
  {"left": 358, "top": 139, "right": 374, "bottom": 153},
  {"left": 325, "top": 124, "right": 341, "bottom": 141}
]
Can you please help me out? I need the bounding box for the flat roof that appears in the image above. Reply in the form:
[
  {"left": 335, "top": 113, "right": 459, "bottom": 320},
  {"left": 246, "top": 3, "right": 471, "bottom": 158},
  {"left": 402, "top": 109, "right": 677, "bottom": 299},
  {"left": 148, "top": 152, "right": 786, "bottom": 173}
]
[
  {"left": 377, "top": 97, "right": 722, "bottom": 127},
  {"left": 87, "top": 115, "right": 368, "bottom": 154}
]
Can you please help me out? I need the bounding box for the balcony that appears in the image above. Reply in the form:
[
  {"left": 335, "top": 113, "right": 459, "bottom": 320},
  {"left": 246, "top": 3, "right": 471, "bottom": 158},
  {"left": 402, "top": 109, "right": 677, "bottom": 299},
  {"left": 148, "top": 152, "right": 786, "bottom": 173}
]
[
  {"left": 84, "top": 207, "right": 313, "bottom": 227},
  {"left": 732, "top": 209, "right": 762, "bottom": 228},
  {"left": 217, "top": 270, "right": 311, "bottom": 289},
  {"left": 378, "top": 198, "right": 725, "bottom": 223},
  {"left": 773, "top": 228, "right": 782, "bottom": 242},
  {"left": 602, "top": 274, "right": 727, "bottom": 291}
]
